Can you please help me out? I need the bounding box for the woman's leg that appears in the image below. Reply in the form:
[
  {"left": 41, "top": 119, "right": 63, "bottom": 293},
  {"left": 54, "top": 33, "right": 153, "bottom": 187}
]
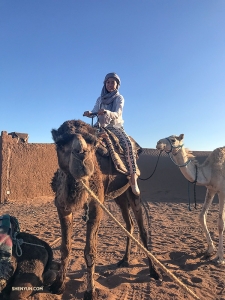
[{"left": 111, "top": 127, "right": 140, "bottom": 195}]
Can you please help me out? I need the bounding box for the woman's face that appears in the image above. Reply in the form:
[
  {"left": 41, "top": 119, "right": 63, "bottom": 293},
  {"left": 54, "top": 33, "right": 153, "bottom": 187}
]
[{"left": 105, "top": 78, "right": 118, "bottom": 92}]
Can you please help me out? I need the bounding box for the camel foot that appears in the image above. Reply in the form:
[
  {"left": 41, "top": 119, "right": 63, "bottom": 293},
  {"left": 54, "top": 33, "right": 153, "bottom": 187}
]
[
  {"left": 117, "top": 258, "right": 129, "bottom": 268},
  {"left": 43, "top": 270, "right": 57, "bottom": 286},
  {"left": 49, "top": 279, "right": 65, "bottom": 295},
  {"left": 203, "top": 251, "right": 215, "bottom": 260},
  {"left": 216, "top": 257, "right": 225, "bottom": 265},
  {"left": 83, "top": 290, "right": 98, "bottom": 300},
  {"left": 150, "top": 266, "right": 162, "bottom": 281}
]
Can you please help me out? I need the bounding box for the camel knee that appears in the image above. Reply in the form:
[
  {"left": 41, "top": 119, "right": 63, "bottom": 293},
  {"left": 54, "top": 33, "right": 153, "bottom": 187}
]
[
  {"left": 126, "top": 222, "right": 134, "bottom": 234},
  {"left": 198, "top": 211, "right": 205, "bottom": 225},
  {"left": 218, "top": 215, "right": 225, "bottom": 234},
  {"left": 84, "top": 253, "right": 95, "bottom": 267}
]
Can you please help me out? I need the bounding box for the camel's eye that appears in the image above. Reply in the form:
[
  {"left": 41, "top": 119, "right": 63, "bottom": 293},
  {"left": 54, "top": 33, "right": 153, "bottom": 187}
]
[{"left": 170, "top": 139, "right": 176, "bottom": 143}]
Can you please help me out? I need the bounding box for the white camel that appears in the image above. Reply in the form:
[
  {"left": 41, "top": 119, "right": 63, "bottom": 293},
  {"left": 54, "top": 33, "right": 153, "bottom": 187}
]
[{"left": 156, "top": 134, "right": 225, "bottom": 264}]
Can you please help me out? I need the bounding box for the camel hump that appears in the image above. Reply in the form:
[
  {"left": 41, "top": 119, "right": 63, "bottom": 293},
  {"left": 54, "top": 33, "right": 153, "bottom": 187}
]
[{"left": 206, "top": 147, "right": 225, "bottom": 165}]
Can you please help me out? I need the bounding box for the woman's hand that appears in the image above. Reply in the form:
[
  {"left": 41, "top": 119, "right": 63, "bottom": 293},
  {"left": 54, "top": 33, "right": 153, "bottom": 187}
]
[
  {"left": 98, "top": 109, "right": 106, "bottom": 115},
  {"left": 83, "top": 111, "right": 92, "bottom": 117}
]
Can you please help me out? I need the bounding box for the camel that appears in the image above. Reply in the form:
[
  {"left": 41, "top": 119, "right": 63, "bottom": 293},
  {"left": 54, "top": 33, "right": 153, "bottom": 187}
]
[
  {"left": 0, "top": 216, "right": 56, "bottom": 300},
  {"left": 50, "top": 119, "right": 160, "bottom": 300},
  {"left": 156, "top": 134, "right": 225, "bottom": 264}
]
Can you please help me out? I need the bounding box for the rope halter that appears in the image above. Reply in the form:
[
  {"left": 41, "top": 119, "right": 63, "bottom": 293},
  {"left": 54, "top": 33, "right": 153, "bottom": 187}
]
[
  {"left": 12, "top": 232, "right": 45, "bottom": 257},
  {"left": 165, "top": 137, "right": 191, "bottom": 167}
]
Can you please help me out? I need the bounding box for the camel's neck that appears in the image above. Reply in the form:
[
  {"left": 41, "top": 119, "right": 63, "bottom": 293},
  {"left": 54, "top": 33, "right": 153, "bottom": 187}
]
[{"left": 171, "top": 148, "right": 210, "bottom": 185}]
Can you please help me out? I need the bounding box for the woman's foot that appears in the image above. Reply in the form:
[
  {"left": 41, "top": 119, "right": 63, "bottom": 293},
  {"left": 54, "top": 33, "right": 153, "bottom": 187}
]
[{"left": 130, "top": 173, "right": 140, "bottom": 196}]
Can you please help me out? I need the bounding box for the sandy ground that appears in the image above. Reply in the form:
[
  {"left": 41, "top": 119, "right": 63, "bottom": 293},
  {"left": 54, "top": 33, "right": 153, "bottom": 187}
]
[{"left": 1, "top": 150, "right": 225, "bottom": 300}]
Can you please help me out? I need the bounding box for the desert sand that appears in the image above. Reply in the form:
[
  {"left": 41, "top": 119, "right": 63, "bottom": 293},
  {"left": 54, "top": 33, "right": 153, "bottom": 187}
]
[{"left": 1, "top": 149, "right": 225, "bottom": 300}]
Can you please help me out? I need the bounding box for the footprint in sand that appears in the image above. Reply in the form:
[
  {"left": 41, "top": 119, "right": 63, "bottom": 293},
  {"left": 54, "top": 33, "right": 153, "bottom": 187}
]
[{"left": 191, "top": 276, "right": 203, "bottom": 283}]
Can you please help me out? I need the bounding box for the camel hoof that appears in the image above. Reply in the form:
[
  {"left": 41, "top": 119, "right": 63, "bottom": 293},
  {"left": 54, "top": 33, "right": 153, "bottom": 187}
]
[
  {"left": 50, "top": 279, "right": 65, "bottom": 295},
  {"left": 150, "top": 267, "right": 162, "bottom": 281},
  {"left": 43, "top": 270, "right": 57, "bottom": 286},
  {"left": 83, "top": 290, "right": 98, "bottom": 300},
  {"left": 216, "top": 258, "right": 225, "bottom": 265},
  {"left": 203, "top": 251, "right": 214, "bottom": 260},
  {"left": 117, "top": 259, "right": 129, "bottom": 268}
]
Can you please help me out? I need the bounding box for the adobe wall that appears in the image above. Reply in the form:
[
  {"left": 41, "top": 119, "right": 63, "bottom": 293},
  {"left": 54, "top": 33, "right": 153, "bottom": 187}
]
[
  {"left": 0, "top": 131, "right": 58, "bottom": 203},
  {"left": 0, "top": 131, "right": 216, "bottom": 206},
  {"left": 138, "top": 149, "right": 217, "bottom": 205}
]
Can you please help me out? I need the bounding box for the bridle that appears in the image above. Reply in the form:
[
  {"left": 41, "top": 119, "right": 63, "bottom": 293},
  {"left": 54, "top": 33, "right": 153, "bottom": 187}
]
[{"left": 165, "top": 137, "right": 192, "bottom": 168}]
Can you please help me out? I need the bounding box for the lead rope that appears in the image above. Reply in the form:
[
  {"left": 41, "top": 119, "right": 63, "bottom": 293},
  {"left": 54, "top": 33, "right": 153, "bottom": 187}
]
[
  {"left": 138, "top": 150, "right": 162, "bottom": 181},
  {"left": 80, "top": 179, "right": 200, "bottom": 300},
  {"left": 187, "top": 165, "right": 198, "bottom": 211}
]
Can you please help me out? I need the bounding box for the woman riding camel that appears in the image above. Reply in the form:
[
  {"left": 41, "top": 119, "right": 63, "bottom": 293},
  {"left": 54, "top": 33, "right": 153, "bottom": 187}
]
[{"left": 83, "top": 72, "right": 140, "bottom": 196}]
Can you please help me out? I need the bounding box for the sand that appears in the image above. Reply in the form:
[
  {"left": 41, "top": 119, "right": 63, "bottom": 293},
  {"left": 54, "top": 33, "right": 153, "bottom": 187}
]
[{"left": 1, "top": 150, "right": 224, "bottom": 300}]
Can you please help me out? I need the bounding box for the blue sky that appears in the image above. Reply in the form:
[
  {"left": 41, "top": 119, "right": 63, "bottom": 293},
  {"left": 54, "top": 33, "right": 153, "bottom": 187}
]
[{"left": 0, "top": 1, "right": 224, "bottom": 150}]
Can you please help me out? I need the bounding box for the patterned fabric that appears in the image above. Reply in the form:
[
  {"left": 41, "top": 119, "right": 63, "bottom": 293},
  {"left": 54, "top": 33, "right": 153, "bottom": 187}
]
[{"left": 102, "top": 127, "right": 140, "bottom": 176}]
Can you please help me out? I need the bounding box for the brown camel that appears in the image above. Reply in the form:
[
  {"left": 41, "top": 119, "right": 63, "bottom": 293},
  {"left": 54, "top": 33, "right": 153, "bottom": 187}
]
[
  {"left": 50, "top": 119, "right": 160, "bottom": 300},
  {"left": 0, "top": 216, "right": 56, "bottom": 300}
]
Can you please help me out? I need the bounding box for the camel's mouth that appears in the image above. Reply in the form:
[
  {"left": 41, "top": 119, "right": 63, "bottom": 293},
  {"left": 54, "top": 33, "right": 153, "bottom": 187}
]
[{"left": 156, "top": 141, "right": 165, "bottom": 151}]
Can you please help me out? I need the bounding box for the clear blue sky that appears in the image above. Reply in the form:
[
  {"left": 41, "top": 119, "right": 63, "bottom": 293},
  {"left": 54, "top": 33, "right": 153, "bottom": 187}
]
[{"left": 0, "top": 1, "right": 224, "bottom": 150}]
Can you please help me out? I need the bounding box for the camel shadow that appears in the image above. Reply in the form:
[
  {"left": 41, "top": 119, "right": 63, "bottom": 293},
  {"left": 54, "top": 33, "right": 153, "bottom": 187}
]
[
  {"left": 161, "top": 250, "right": 218, "bottom": 276},
  {"left": 61, "top": 261, "right": 153, "bottom": 299}
]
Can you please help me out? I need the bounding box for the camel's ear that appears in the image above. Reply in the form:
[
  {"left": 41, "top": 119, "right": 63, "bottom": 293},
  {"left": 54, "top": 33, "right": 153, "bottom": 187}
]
[
  {"left": 51, "top": 129, "right": 58, "bottom": 143},
  {"left": 177, "top": 134, "right": 184, "bottom": 141}
]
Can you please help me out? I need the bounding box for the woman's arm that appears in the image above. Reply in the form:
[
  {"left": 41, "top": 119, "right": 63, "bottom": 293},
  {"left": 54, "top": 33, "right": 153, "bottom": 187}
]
[
  {"left": 83, "top": 97, "right": 101, "bottom": 117},
  {"left": 105, "top": 95, "right": 124, "bottom": 120},
  {"left": 91, "top": 97, "right": 101, "bottom": 113}
]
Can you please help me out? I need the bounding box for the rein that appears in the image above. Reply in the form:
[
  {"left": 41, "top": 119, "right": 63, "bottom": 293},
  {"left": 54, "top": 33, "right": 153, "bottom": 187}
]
[
  {"left": 187, "top": 165, "right": 198, "bottom": 211},
  {"left": 138, "top": 150, "right": 162, "bottom": 181}
]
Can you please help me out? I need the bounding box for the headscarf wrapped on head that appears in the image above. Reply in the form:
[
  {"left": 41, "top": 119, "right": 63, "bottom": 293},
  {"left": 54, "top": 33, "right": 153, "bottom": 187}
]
[{"left": 101, "top": 72, "right": 121, "bottom": 105}]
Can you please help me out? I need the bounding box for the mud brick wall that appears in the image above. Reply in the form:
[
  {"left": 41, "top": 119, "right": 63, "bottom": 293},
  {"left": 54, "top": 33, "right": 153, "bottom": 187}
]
[
  {"left": 138, "top": 149, "right": 216, "bottom": 204},
  {"left": 0, "top": 130, "right": 215, "bottom": 205},
  {"left": 0, "top": 131, "right": 58, "bottom": 203}
]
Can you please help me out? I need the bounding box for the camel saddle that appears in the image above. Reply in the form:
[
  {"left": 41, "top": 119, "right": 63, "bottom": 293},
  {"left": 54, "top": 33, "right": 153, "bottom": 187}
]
[{"left": 95, "top": 126, "right": 142, "bottom": 176}]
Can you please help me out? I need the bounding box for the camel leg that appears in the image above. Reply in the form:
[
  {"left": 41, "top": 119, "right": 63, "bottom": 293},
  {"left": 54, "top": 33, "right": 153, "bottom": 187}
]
[
  {"left": 114, "top": 194, "right": 134, "bottom": 267},
  {"left": 128, "top": 191, "right": 160, "bottom": 280},
  {"left": 216, "top": 191, "right": 225, "bottom": 264},
  {"left": 83, "top": 201, "right": 103, "bottom": 300},
  {"left": 50, "top": 206, "right": 73, "bottom": 294},
  {"left": 199, "top": 189, "right": 216, "bottom": 257}
]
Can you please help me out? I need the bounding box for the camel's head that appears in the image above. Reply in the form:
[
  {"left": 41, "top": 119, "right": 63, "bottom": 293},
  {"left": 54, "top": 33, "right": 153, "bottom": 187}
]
[
  {"left": 156, "top": 134, "right": 184, "bottom": 153},
  {"left": 52, "top": 120, "right": 98, "bottom": 180}
]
